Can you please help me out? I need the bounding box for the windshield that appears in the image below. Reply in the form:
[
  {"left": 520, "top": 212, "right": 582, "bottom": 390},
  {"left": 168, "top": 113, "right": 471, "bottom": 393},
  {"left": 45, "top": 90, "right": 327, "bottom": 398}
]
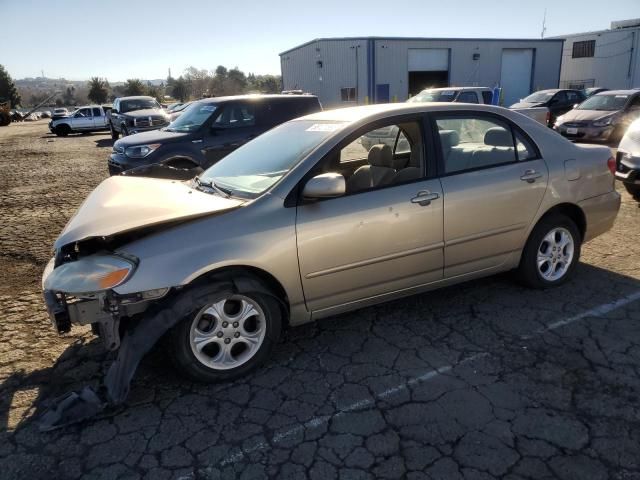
[
  {"left": 408, "top": 90, "right": 457, "bottom": 103},
  {"left": 199, "top": 120, "right": 346, "bottom": 199},
  {"left": 577, "top": 94, "right": 629, "bottom": 111},
  {"left": 522, "top": 91, "right": 554, "bottom": 103},
  {"left": 167, "top": 103, "right": 217, "bottom": 132},
  {"left": 120, "top": 98, "right": 160, "bottom": 113}
]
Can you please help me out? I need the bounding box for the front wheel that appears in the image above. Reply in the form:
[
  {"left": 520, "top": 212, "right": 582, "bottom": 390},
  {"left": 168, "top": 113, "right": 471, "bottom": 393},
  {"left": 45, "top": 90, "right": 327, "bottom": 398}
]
[
  {"left": 517, "top": 214, "right": 581, "bottom": 289},
  {"left": 169, "top": 288, "right": 282, "bottom": 383},
  {"left": 624, "top": 183, "right": 640, "bottom": 201},
  {"left": 110, "top": 122, "right": 119, "bottom": 140},
  {"left": 55, "top": 124, "right": 71, "bottom": 137}
]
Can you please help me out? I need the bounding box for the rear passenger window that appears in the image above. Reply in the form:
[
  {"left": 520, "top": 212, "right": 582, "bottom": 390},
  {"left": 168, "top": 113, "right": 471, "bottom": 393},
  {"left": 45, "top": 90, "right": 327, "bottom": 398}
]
[
  {"left": 435, "top": 117, "right": 517, "bottom": 174},
  {"left": 92, "top": 108, "right": 102, "bottom": 117}
]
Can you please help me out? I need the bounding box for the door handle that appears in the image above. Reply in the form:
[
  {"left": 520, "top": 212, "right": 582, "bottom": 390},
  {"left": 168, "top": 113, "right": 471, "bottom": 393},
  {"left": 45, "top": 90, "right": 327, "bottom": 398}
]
[
  {"left": 520, "top": 169, "right": 542, "bottom": 183},
  {"left": 411, "top": 190, "right": 439, "bottom": 206}
]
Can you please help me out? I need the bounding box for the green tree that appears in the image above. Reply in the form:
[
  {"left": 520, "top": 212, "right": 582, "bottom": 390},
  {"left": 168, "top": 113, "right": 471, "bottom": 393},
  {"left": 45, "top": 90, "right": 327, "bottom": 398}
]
[
  {"left": 87, "top": 77, "right": 109, "bottom": 104},
  {"left": 171, "top": 76, "right": 189, "bottom": 102},
  {"left": 63, "top": 86, "right": 76, "bottom": 106},
  {"left": 146, "top": 82, "right": 164, "bottom": 102},
  {"left": 0, "top": 64, "right": 22, "bottom": 107},
  {"left": 124, "top": 79, "right": 146, "bottom": 96}
]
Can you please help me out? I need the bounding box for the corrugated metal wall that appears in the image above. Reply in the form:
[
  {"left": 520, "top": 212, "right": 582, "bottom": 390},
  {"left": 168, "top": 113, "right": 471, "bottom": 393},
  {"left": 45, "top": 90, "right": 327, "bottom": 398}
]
[
  {"left": 281, "top": 38, "right": 564, "bottom": 108},
  {"left": 558, "top": 29, "right": 640, "bottom": 90}
]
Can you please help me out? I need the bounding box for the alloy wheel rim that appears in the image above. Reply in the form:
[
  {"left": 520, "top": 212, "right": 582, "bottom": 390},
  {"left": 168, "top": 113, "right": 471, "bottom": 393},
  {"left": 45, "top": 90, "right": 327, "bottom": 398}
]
[
  {"left": 189, "top": 295, "right": 266, "bottom": 370},
  {"left": 537, "top": 227, "right": 574, "bottom": 282}
]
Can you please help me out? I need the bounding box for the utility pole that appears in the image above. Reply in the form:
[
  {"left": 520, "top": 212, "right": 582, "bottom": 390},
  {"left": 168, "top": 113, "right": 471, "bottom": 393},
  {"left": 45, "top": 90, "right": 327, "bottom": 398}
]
[{"left": 350, "top": 45, "right": 361, "bottom": 104}]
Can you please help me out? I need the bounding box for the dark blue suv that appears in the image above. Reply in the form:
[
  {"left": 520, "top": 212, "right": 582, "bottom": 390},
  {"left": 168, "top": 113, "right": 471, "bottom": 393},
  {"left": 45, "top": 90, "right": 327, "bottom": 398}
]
[{"left": 108, "top": 94, "right": 321, "bottom": 178}]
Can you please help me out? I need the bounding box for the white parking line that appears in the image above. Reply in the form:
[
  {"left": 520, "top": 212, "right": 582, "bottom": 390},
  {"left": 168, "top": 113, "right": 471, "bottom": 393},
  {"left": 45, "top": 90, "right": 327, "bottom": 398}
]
[
  {"left": 521, "top": 289, "right": 640, "bottom": 340},
  {"left": 212, "top": 290, "right": 640, "bottom": 468}
]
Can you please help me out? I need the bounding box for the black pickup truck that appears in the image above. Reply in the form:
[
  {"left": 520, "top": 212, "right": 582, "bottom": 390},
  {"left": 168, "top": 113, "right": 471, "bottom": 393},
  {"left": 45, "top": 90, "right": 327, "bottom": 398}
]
[{"left": 108, "top": 96, "right": 170, "bottom": 139}]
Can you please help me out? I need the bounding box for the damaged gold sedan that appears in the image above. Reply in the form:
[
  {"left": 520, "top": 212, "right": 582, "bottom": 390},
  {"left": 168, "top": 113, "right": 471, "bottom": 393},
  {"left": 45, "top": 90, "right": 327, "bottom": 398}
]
[{"left": 40, "top": 103, "right": 620, "bottom": 429}]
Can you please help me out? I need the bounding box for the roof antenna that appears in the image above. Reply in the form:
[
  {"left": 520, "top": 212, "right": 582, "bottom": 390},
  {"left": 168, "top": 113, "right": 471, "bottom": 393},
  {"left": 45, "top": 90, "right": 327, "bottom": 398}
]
[{"left": 541, "top": 8, "right": 547, "bottom": 39}]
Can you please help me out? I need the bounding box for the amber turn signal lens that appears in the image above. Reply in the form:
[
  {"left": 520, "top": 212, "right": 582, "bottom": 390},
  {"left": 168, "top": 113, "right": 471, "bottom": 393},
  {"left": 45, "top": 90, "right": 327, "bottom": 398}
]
[{"left": 97, "top": 268, "right": 130, "bottom": 289}]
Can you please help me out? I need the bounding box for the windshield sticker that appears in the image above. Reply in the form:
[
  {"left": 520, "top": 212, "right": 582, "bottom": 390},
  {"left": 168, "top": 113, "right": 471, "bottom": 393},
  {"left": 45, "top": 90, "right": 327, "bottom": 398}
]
[
  {"left": 306, "top": 123, "right": 346, "bottom": 132},
  {"left": 201, "top": 105, "right": 217, "bottom": 111},
  {"left": 615, "top": 95, "right": 628, "bottom": 99}
]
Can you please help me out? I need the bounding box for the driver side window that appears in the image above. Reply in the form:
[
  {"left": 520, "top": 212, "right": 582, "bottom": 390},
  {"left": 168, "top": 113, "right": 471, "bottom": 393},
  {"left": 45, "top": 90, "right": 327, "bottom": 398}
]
[
  {"left": 321, "top": 119, "right": 425, "bottom": 195},
  {"left": 214, "top": 104, "right": 256, "bottom": 128}
]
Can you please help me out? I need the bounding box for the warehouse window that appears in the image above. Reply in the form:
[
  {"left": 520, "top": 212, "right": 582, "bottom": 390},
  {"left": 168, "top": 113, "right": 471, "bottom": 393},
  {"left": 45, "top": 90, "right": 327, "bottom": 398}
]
[
  {"left": 341, "top": 87, "right": 356, "bottom": 102},
  {"left": 572, "top": 40, "right": 595, "bottom": 58}
]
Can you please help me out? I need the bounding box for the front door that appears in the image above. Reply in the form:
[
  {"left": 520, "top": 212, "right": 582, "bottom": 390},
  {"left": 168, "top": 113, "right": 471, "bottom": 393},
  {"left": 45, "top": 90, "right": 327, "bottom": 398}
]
[
  {"left": 71, "top": 107, "right": 94, "bottom": 130},
  {"left": 432, "top": 113, "right": 548, "bottom": 278},
  {"left": 202, "top": 102, "right": 260, "bottom": 167},
  {"left": 296, "top": 116, "right": 444, "bottom": 312}
]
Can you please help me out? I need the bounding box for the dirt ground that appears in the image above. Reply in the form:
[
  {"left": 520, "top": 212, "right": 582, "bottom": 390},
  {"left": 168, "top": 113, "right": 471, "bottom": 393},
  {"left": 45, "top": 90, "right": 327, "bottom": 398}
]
[{"left": 1, "top": 120, "right": 640, "bottom": 480}]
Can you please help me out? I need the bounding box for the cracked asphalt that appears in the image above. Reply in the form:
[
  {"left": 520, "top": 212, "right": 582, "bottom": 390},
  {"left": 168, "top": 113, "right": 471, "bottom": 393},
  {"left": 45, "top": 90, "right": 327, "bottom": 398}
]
[{"left": 1, "top": 121, "right": 640, "bottom": 480}]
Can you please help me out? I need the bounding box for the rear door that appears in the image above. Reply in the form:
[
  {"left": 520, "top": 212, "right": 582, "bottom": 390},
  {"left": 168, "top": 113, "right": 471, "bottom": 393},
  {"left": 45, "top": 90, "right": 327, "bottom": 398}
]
[
  {"left": 92, "top": 107, "right": 105, "bottom": 128},
  {"left": 432, "top": 112, "right": 548, "bottom": 278}
]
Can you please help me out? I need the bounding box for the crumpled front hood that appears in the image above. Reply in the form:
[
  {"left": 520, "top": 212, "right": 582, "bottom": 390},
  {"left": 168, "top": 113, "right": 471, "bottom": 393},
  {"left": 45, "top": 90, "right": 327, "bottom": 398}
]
[{"left": 54, "top": 176, "right": 244, "bottom": 249}]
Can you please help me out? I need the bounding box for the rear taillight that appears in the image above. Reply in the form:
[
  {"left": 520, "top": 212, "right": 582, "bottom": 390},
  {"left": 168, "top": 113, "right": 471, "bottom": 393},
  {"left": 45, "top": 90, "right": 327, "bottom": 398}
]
[
  {"left": 607, "top": 156, "right": 616, "bottom": 175},
  {"left": 546, "top": 111, "right": 551, "bottom": 126}
]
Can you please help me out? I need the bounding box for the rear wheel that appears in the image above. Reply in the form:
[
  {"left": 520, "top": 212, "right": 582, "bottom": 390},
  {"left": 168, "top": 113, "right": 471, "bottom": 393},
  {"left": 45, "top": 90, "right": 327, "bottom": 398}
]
[
  {"left": 55, "top": 124, "right": 71, "bottom": 137},
  {"left": 169, "top": 287, "right": 282, "bottom": 383},
  {"left": 517, "top": 214, "right": 581, "bottom": 289},
  {"left": 624, "top": 184, "right": 640, "bottom": 200}
]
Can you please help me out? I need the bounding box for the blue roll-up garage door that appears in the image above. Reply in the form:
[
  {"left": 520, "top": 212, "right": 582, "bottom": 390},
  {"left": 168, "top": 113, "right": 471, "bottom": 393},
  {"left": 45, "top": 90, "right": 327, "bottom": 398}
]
[{"left": 500, "top": 49, "right": 533, "bottom": 107}]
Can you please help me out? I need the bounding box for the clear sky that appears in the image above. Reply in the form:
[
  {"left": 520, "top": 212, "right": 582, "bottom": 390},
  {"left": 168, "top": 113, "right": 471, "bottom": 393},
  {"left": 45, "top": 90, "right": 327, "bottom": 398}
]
[{"left": 1, "top": 0, "right": 639, "bottom": 81}]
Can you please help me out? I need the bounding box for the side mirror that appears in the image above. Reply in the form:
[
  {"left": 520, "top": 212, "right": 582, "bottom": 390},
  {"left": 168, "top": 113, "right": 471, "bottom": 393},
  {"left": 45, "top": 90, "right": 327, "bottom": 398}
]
[{"left": 303, "top": 173, "right": 345, "bottom": 199}]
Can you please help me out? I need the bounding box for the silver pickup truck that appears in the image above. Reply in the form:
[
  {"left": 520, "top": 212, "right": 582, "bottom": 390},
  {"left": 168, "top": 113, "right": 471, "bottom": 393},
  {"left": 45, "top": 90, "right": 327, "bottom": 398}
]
[{"left": 49, "top": 105, "right": 110, "bottom": 136}]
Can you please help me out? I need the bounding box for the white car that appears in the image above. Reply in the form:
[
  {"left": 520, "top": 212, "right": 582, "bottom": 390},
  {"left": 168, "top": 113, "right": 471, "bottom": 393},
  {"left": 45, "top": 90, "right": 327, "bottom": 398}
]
[{"left": 615, "top": 118, "right": 640, "bottom": 200}]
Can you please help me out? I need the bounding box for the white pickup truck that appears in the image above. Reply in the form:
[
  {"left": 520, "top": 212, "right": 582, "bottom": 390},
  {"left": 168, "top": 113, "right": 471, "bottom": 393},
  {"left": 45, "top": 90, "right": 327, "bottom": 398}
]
[{"left": 49, "top": 105, "right": 111, "bottom": 136}]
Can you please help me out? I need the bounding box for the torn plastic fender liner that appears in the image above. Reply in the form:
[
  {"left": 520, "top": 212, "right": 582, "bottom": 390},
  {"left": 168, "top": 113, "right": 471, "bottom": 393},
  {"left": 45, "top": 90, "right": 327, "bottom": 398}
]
[
  {"left": 106, "top": 271, "right": 285, "bottom": 404},
  {"left": 39, "top": 272, "right": 285, "bottom": 431}
]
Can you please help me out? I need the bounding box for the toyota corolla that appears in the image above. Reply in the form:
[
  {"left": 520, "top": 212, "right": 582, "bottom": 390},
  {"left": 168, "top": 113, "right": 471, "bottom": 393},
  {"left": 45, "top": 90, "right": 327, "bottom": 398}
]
[{"left": 42, "top": 103, "right": 620, "bottom": 397}]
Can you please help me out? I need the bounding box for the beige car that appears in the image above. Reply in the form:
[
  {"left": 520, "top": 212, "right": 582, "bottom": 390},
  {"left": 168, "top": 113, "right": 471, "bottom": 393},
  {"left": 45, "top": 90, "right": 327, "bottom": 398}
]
[{"left": 42, "top": 103, "right": 620, "bottom": 386}]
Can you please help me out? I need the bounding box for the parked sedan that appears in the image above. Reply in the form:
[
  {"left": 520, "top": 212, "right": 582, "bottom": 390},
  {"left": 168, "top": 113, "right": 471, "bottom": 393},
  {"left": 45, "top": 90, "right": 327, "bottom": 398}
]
[
  {"left": 554, "top": 90, "right": 640, "bottom": 143},
  {"left": 43, "top": 103, "right": 619, "bottom": 391},
  {"left": 510, "top": 89, "right": 585, "bottom": 126}
]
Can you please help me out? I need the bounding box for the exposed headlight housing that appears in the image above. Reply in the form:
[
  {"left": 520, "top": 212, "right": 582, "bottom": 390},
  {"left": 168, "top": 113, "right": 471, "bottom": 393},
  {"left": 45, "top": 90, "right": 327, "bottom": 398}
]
[
  {"left": 44, "top": 254, "right": 137, "bottom": 294},
  {"left": 125, "top": 144, "right": 161, "bottom": 158}
]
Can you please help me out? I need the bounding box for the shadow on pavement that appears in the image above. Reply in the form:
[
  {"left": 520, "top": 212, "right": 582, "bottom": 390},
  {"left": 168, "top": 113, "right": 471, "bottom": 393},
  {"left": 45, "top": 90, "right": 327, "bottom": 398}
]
[{"left": 0, "top": 262, "right": 638, "bottom": 436}]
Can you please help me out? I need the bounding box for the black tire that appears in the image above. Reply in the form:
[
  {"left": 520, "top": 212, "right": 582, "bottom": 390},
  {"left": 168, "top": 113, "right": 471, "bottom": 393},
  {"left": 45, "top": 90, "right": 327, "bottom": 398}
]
[
  {"left": 624, "top": 183, "right": 640, "bottom": 201},
  {"left": 110, "top": 122, "right": 119, "bottom": 140},
  {"left": 516, "top": 214, "right": 581, "bottom": 289},
  {"left": 169, "top": 284, "right": 282, "bottom": 383},
  {"left": 55, "top": 124, "right": 71, "bottom": 137}
]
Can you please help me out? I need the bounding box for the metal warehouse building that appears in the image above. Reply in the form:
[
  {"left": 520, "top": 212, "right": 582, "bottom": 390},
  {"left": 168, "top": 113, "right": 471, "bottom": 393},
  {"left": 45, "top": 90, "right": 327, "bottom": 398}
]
[
  {"left": 280, "top": 37, "right": 564, "bottom": 108},
  {"left": 555, "top": 19, "right": 640, "bottom": 90}
]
